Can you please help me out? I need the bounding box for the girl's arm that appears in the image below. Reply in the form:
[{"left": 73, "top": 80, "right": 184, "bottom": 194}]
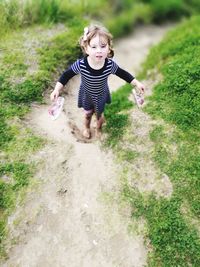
[
  {"left": 114, "top": 66, "right": 145, "bottom": 93},
  {"left": 50, "top": 67, "right": 77, "bottom": 101},
  {"left": 50, "top": 82, "right": 64, "bottom": 101}
]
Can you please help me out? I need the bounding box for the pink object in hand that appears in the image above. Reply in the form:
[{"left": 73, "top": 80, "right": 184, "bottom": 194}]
[
  {"left": 132, "top": 89, "right": 144, "bottom": 108},
  {"left": 48, "top": 96, "right": 65, "bottom": 120}
]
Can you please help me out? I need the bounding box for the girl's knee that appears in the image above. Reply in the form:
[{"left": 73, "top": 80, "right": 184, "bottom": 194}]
[{"left": 85, "top": 110, "right": 94, "bottom": 119}]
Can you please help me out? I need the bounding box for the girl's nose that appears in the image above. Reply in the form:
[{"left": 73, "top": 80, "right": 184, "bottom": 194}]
[{"left": 96, "top": 46, "right": 102, "bottom": 52}]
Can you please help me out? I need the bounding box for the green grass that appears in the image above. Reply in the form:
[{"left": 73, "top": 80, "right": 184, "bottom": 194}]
[
  {"left": 0, "top": 20, "right": 84, "bottom": 257},
  {"left": 1, "top": 0, "right": 200, "bottom": 38},
  {"left": 149, "top": 124, "right": 200, "bottom": 215},
  {"left": 105, "top": 3, "right": 152, "bottom": 38},
  {"left": 0, "top": 161, "right": 32, "bottom": 254},
  {"left": 136, "top": 15, "right": 200, "bottom": 265},
  {"left": 1, "top": 0, "right": 200, "bottom": 264},
  {"left": 0, "top": 21, "right": 84, "bottom": 123},
  {"left": 140, "top": 15, "right": 200, "bottom": 132},
  {"left": 139, "top": 15, "right": 200, "bottom": 221},
  {"left": 123, "top": 186, "right": 200, "bottom": 266},
  {"left": 104, "top": 84, "right": 134, "bottom": 148},
  {"left": 0, "top": 121, "right": 45, "bottom": 254},
  {"left": 103, "top": 14, "right": 200, "bottom": 266},
  {"left": 0, "top": 0, "right": 109, "bottom": 36}
]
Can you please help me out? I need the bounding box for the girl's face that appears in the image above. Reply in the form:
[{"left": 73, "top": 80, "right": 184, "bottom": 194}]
[{"left": 85, "top": 34, "right": 110, "bottom": 63}]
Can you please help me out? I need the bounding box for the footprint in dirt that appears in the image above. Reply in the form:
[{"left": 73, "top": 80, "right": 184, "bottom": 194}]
[{"left": 68, "top": 120, "right": 98, "bottom": 144}]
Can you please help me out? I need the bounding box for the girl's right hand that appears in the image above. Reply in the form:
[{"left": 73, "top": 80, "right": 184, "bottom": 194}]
[{"left": 50, "top": 82, "right": 64, "bottom": 101}]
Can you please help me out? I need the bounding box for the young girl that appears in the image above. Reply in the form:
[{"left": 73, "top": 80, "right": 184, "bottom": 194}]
[{"left": 50, "top": 24, "right": 145, "bottom": 138}]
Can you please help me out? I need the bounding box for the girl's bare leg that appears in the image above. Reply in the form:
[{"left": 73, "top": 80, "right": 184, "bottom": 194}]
[
  {"left": 96, "top": 113, "right": 105, "bottom": 137},
  {"left": 83, "top": 112, "right": 93, "bottom": 138}
]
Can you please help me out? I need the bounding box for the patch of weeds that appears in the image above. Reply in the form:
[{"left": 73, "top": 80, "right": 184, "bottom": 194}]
[
  {"left": 0, "top": 20, "right": 86, "bottom": 258},
  {"left": 150, "top": 125, "right": 200, "bottom": 215},
  {"left": 104, "top": 84, "right": 133, "bottom": 148},
  {"left": 0, "top": 219, "right": 7, "bottom": 258},
  {"left": 122, "top": 185, "right": 147, "bottom": 218},
  {"left": 104, "top": 113, "right": 130, "bottom": 148},
  {"left": 142, "top": 122, "right": 200, "bottom": 267},
  {"left": 149, "top": 125, "right": 165, "bottom": 142},
  {"left": 0, "top": 181, "right": 14, "bottom": 210},
  {"left": 1, "top": 103, "right": 29, "bottom": 119},
  {"left": 153, "top": 144, "right": 169, "bottom": 171},
  {"left": 118, "top": 148, "right": 139, "bottom": 163},
  {"left": 0, "top": 117, "right": 14, "bottom": 149},
  {"left": 146, "top": 196, "right": 200, "bottom": 267},
  {"left": 168, "top": 143, "right": 200, "bottom": 217},
  {"left": 5, "top": 126, "right": 45, "bottom": 161},
  {"left": 0, "top": 122, "right": 45, "bottom": 256},
  {"left": 123, "top": 185, "right": 200, "bottom": 266},
  {"left": 38, "top": 22, "right": 84, "bottom": 73},
  {"left": 0, "top": 162, "right": 33, "bottom": 190},
  {"left": 3, "top": 79, "right": 44, "bottom": 104},
  {"left": 141, "top": 15, "right": 200, "bottom": 132},
  {"left": 138, "top": 18, "right": 200, "bottom": 264},
  {"left": 0, "top": 160, "right": 34, "bottom": 257},
  {"left": 181, "top": 201, "right": 200, "bottom": 235},
  {"left": 149, "top": 124, "right": 200, "bottom": 231},
  {"left": 2, "top": 52, "right": 27, "bottom": 78},
  {"left": 106, "top": 3, "right": 152, "bottom": 38},
  {"left": 149, "top": 125, "right": 172, "bottom": 172}
]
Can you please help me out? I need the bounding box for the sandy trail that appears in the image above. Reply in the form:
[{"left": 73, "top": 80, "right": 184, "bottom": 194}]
[{"left": 2, "top": 24, "right": 173, "bottom": 267}]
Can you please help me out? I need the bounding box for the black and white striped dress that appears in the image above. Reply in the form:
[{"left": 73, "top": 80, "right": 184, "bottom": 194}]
[{"left": 59, "top": 56, "right": 134, "bottom": 116}]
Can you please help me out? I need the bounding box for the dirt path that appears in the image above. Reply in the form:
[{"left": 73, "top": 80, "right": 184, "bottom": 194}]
[{"left": 2, "top": 24, "right": 173, "bottom": 267}]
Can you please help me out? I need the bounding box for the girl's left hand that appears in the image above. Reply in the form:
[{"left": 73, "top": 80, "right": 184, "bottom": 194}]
[{"left": 131, "top": 79, "right": 145, "bottom": 94}]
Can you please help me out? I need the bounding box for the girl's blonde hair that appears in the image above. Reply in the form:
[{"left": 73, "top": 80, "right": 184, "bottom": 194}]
[{"left": 79, "top": 24, "right": 114, "bottom": 58}]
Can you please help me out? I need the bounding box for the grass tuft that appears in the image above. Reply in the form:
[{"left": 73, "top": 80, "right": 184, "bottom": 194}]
[{"left": 104, "top": 84, "right": 133, "bottom": 147}]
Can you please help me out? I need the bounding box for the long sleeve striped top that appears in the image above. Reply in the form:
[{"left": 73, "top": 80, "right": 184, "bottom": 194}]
[{"left": 58, "top": 56, "right": 134, "bottom": 97}]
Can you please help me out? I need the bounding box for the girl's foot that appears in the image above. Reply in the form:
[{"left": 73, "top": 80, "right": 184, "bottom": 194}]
[
  {"left": 83, "top": 128, "right": 91, "bottom": 139},
  {"left": 95, "top": 128, "right": 102, "bottom": 139}
]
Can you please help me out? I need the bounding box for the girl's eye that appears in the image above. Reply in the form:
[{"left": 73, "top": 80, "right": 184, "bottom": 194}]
[{"left": 90, "top": 44, "right": 107, "bottom": 49}]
